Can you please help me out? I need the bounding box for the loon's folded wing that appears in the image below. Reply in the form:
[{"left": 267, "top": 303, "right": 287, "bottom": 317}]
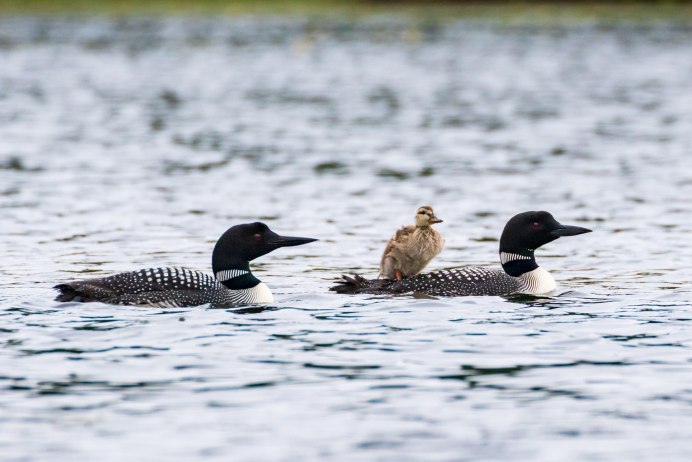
[
  {"left": 331, "top": 267, "right": 521, "bottom": 297},
  {"left": 54, "top": 267, "right": 218, "bottom": 305}
]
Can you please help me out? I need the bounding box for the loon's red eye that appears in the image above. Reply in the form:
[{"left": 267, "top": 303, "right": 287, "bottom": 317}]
[
  {"left": 532, "top": 221, "right": 541, "bottom": 229},
  {"left": 253, "top": 233, "right": 261, "bottom": 241}
]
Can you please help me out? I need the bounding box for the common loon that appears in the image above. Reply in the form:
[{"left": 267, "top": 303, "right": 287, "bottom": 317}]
[
  {"left": 379, "top": 205, "right": 444, "bottom": 281},
  {"left": 332, "top": 211, "right": 591, "bottom": 297},
  {"left": 54, "top": 222, "right": 317, "bottom": 308}
]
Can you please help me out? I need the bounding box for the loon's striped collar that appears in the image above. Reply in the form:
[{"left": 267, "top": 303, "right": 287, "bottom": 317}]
[
  {"left": 215, "top": 269, "right": 250, "bottom": 282},
  {"left": 500, "top": 252, "right": 533, "bottom": 265}
]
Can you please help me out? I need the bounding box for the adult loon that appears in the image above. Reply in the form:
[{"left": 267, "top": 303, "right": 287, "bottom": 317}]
[
  {"left": 54, "top": 222, "right": 317, "bottom": 308},
  {"left": 379, "top": 205, "right": 444, "bottom": 281},
  {"left": 331, "top": 211, "right": 591, "bottom": 297}
]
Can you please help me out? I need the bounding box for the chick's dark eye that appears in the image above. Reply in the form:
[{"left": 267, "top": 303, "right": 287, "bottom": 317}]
[
  {"left": 253, "top": 233, "right": 262, "bottom": 241},
  {"left": 532, "top": 221, "right": 541, "bottom": 229}
]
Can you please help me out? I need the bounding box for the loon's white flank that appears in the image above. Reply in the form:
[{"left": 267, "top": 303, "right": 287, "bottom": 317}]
[
  {"left": 147, "top": 279, "right": 273, "bottom": 307},
  {"left": 518, "top": 267, "right": 556, "bottom": 295}
]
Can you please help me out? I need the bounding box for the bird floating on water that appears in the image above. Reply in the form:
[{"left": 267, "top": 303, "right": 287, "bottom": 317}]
[
  {"left": 379, "top": 205, "right": 445, "bottom": 281},
  {"left": 54, "top": 222, "right": 317, "bottom": 308},
  {"left": 332, "top": 211, "right": 591, "bottom": 297}
]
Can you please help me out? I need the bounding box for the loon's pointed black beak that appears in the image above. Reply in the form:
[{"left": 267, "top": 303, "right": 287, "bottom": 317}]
[
  {"left": 550, "top": 224, "right": 592, "bottom": 238},
  {"left": 268, "top": 234, "right": 318, "bottom": 248}
]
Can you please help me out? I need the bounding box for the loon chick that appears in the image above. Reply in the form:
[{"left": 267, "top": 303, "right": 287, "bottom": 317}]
[
  {"left": 332, "top": 211, "right": 591, "bottom": 297},
  {"left": 379, "top": 205, "right": 444, "bottom": 281},
  {"left": 54, "top": 222, "right": 317, "bottom": 308}
]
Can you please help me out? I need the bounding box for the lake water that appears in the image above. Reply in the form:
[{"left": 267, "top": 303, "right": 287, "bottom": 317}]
[{"left": 1, "top": 16, "right": 691, "bottom": 461}]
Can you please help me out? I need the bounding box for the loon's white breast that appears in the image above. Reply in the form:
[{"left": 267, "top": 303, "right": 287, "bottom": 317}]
[
  {"left": 243, "top": 282, "right": 273, "bottom": 304},
  {"left": 518, "top": 267, "right": 556, "bottom": 295}
]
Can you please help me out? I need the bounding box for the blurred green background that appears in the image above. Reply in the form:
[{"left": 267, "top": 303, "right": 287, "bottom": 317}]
[{"left": 1, "top": 0, "right": 691, "bottom": 21}]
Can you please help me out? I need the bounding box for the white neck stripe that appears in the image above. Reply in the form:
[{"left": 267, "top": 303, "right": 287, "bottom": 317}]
[
  {"left": 500, "top": 252, "right": 533, "bottom": 265},
  {"left": 215, "top": 269, "right": 250, "bottom": 282}
]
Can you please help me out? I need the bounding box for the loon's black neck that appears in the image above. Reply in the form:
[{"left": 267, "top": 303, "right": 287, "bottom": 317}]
[
  {"left": 500, "top": 248, "right": 538, "bottom": 277},
  {"left": 212, "top": 256, "right": 261, "bottom": 290}
]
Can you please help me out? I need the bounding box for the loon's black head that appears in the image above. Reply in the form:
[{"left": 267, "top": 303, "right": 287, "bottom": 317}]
[
  {"left": 499, "top": 211, "right": 591, "bottom": 277},
  {"left": 212, "top": 222, "right": 317, "bottom": 289}
]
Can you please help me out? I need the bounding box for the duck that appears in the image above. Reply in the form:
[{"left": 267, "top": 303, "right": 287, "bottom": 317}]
[
  {"left": 333, "top": 211, "right": 591, "bottom": 297},
  {"left": 54, "top": 222, "right": 317, "bottom": 308},
  {"left": 379, "top": 205, "right": 445, "bottom": 281}
]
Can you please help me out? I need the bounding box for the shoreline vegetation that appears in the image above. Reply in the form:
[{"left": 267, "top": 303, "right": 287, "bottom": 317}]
[{"left": 1, "top": 1, "right": 692, "bottom": 22}]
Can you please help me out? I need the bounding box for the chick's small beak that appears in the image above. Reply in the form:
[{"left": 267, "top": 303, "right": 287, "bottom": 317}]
[{"left": 430, "top": 215, "right": 443, "bottom": 224}]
